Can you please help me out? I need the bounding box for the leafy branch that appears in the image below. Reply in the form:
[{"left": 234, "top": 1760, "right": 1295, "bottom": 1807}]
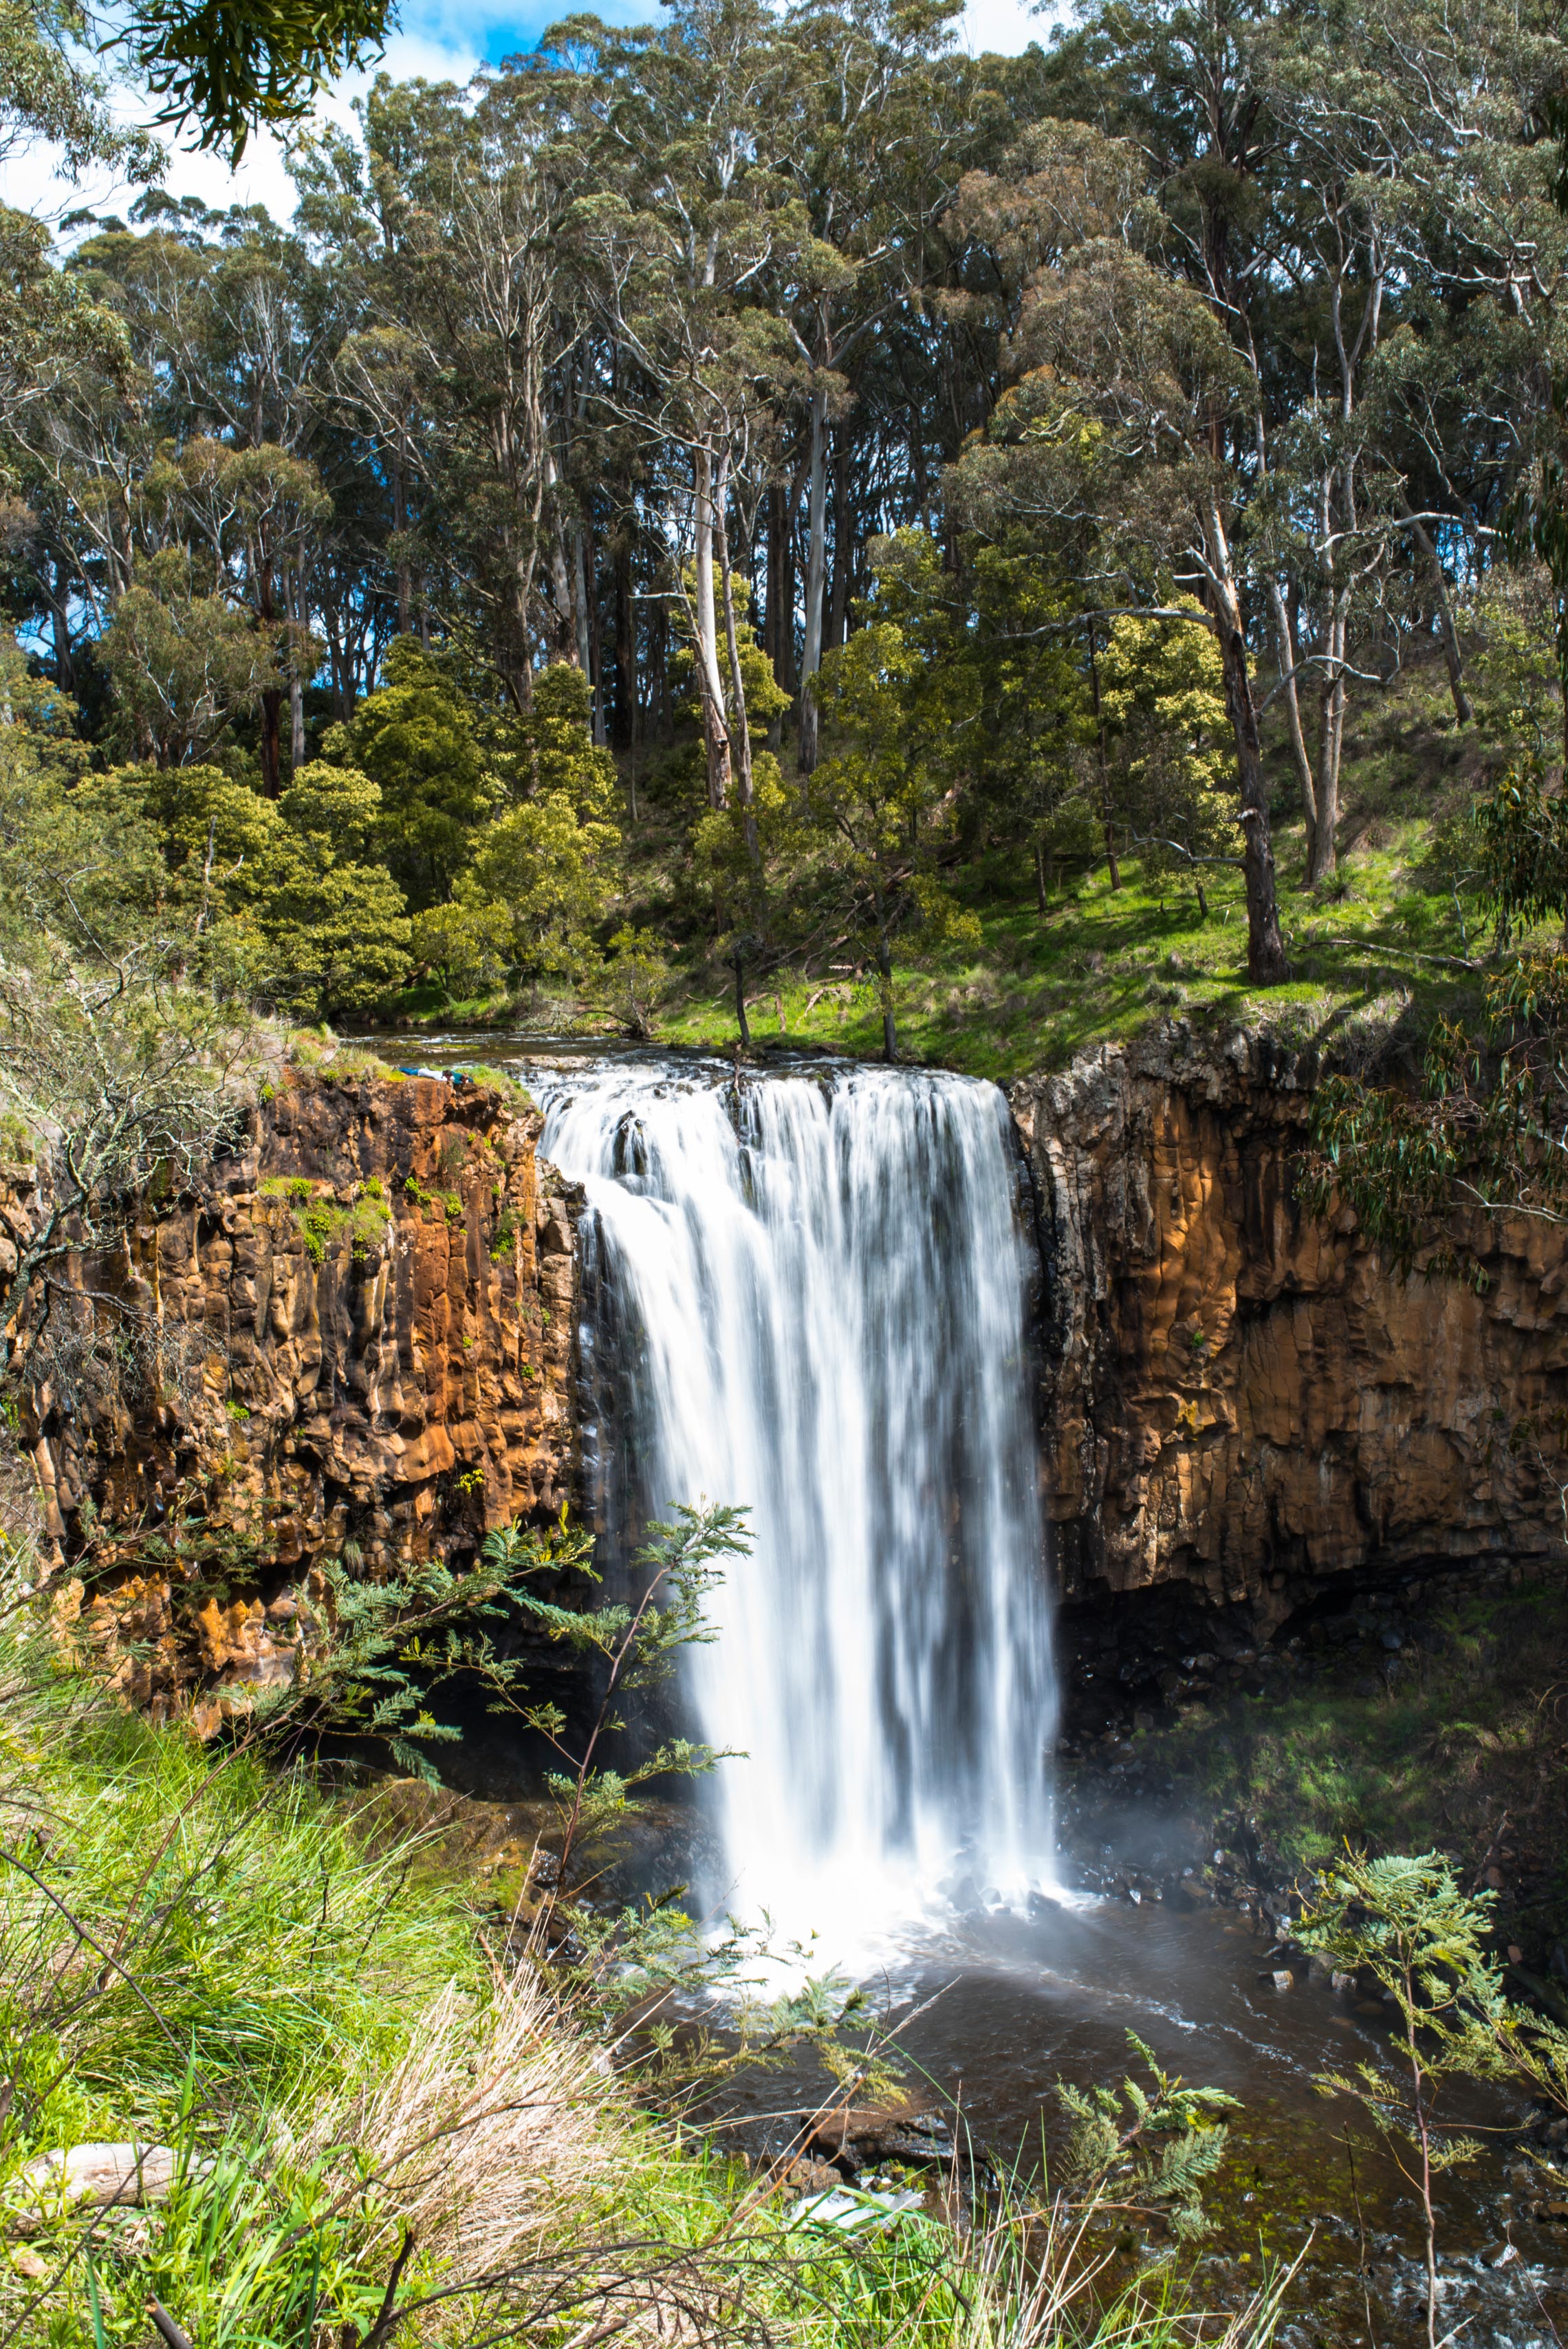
[{"left": 1056, "top": 2031, "right": 1239, "bottom": 2238}]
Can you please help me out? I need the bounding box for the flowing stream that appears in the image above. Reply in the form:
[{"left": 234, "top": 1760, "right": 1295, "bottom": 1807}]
[{"left": 521, "top": 1053, "right": 1057, "bottom": 1956}]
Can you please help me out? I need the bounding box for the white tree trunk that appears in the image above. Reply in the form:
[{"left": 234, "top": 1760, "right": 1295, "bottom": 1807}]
[
  {"left": 796, "top": 376, "right": 829, "bottom": 772},
  {"left": 693, "top": 444, "right": 732, "bottom": 809},
  {"left": 1265, "top": 575, "right": 1316, "bottom": 856}
]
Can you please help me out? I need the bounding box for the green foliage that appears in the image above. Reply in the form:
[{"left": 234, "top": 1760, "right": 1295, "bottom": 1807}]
[
  {"left": 409, "top": 895, "right": 514, "bottom": 1002},
  {"left": 420, "top": 664, "right": 624, "bottom": 989},
  {"left": 1466, "top": 568, "right": 1564, "bottom": 764},
  {"left": 120, "top": 0, "right": 391, "bottom": 159},
  {"left": 0, "top": 675, "right": 261, "bottom": 1380},
  {"left": 1298, "top": 1852, "right": 1510, "bottom": 2343},
  {"left": 98, "top": 558, "right": 284, "bottom": 770},
  {"left": 0, "top": 0, "right": 162, "bottom": 179},
  {"left": 1057, "top": 2032, "right": 1239, "bottom": 2238},
  {"left": 1304, "top": 764, "right": 1568, "bottom": 1274},
  {"left": 259, "top": 763, "right": 414, "bottom": 1017},
  {"left": 0, "top": 1531, "right": 640, "bottom": 2349},
  {"left": 488, "top": 1502, "right": 751, "bottom": 1865},
  {"left": 808, "top": 534, "right": 985, "bottom": 1058},
  {"left": 460, "top": 801, "right": 618, "bottom": 986},
  {"left": 260, "top": 1174, "right": 392, "bottom": 1264},
  {"left": 494, "top": 662, "right": 620, "bottom": 826},
  {"left": 592, "top": 922, "right": 673, "bottom": 1039},
  {"left": 1099, "top": 607, "right": 1234, "bottom": 896},
  {"left": 337, "top": 638, "right": 493, "bottom": 911},
  {"left": 1472, "top": 762, "right": 1568, "bottom": 935},
  {"left": 124, "top": 757, "right": 415, "bottom": 1019},
  {"left": 690, "top": 750, "right": 812, "bottom": 1002},
  {"left": 257, "top": 1515, "right": 600, "bottom": 1781}
]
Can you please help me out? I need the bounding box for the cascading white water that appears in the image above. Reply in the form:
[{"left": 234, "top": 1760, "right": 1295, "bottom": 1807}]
[{"left": 525, "top": 1055, "right": 1058, "bottom": 1956}]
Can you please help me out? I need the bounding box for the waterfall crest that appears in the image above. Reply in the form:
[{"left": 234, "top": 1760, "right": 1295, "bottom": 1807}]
[{"left": 525, "top": 1056, "right": 1058, "bottom": 1954}]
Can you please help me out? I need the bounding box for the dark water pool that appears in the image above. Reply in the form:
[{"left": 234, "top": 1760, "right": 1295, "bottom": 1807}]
[{"left": 701, "top": 1839, "right": 1568, "bottom": 2349}]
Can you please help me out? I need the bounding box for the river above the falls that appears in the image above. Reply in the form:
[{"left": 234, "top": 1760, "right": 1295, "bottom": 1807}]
[{"left": 413, "top": 1032, "right": 1568, "bottom": 2347}]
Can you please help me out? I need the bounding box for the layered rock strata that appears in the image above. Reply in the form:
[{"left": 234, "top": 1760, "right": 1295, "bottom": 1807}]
[
  {"left": 10, "top": 1070, "right": 578, "bottom": 1707},
  {"left": 1012, "top": 1024, "right": 1568, "bottom": 1621}
]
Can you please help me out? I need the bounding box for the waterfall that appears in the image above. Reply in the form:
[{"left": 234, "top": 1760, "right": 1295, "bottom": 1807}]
[{"left": 524, "top": 1055, "right": 1058, "bottom": 1956}]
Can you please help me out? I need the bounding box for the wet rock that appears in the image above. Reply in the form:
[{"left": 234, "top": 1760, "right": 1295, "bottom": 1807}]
[
  {"left": 797, "top": 2107, "right": 956, "bottom": 2174},
  {"left": 783, "top": 2157, "right": 840, "bottom": 2195}
]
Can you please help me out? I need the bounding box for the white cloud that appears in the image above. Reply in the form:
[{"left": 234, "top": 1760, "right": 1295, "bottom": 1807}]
[
  {"left": 4, "top": 0, "right": 1063, "bottom": 237},
  {"left": 959, "top": 0, "right": 1059, "bottom": 54}
]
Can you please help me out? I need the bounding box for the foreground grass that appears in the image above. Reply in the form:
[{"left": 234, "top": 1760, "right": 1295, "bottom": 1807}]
[{"left": 0, "top": 1539, "right": 1279, "bottom": 2349}]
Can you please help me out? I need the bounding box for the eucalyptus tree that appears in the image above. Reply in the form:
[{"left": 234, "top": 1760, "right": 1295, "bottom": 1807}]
[
  {"left": 770, "top": 0, "right": 968, "bottom": 766},
  {"left": 1341, "top": 0, "right": 1568, "bottom": 737},
  {"left": 944, "top": 111, "right": 1289, "bottom": 979},
  {"left": 0, "top": 0, "right": 164, "bottom": 180},
  {"left": 5, "top": 204, "right": 356, "bottom": 762},
  {"left": 553, "top": 0, "right": 803, "bottom": 813},
  {"left": 135, "top": 433, "right": 329, "bottom": 788},
  {"left": 806, "top": 530, "right": 982, "bottom": 1059},
  {"left": 2, "top": 224, "right": 173, "bottom": 667},
  {"left": 1241, "top": 0, "right": 1567, "bottom": 866},
  {"left": 309, "top": 63, "right": 618, "bottom": 708}
]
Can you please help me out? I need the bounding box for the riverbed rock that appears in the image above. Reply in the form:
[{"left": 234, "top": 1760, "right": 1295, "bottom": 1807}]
[
  {"left": 796, "top": 2106, "right": 956, "bottom": 2175},
  {"left": 1012, "top": 1022, "right": 1568, "bottom": 1614}
]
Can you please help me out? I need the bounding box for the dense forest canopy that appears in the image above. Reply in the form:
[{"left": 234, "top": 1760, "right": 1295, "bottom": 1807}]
[{"left": 7, "top": 0, "right": 1568, "bottom": 1066}]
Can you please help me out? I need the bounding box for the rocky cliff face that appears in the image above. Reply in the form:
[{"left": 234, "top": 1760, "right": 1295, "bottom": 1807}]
[
  {"left": 9, "top": 1068, "right": 579, "bottom": 1709},
  {"left": 1012, "top": 1024, "right": 1568, "bottom": 1625},
  {"left": 17, "top": 1022, "right": 1568, "bottom": 1709}
]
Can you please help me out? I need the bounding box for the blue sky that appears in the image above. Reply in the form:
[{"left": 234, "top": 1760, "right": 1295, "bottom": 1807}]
[{"left": 6, "top": 0, "right": 1056, "bottom": 228}]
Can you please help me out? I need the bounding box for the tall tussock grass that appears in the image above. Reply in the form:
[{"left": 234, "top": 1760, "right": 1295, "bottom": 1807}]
[{"left": 0, "top": 1531, "right": 1280, "bottom": 2348}]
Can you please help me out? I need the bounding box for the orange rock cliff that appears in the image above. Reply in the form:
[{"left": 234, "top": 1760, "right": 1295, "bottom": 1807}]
[
  {"left": 7, "top": 1026, "right": 1568, "bottom": 1709},
  {"left": 1012, "top": 1024, "right": 1568, "bottom": 1629},
  {"left": 5, "top": 1068, "right": 578, "bottom": 1707}
]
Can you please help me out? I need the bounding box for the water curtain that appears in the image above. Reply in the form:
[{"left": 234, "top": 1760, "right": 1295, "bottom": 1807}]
[{"left": 527, "top": 1057, "right": 1057, "bottom": 1951}]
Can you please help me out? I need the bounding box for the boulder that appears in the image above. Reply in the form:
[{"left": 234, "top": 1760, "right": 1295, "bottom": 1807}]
[{"left": 12, "top": 2142, "right": 180, "bottom": 2221}]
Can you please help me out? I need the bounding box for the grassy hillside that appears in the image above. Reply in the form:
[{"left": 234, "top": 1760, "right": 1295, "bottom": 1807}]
[
  {"left": 658, "top": 816, "right": 1475, "bottom": 1081},
  {"left": 403, "top": 660, "right": 1499, "bottom": 1083},
  {"left": 656, "top": 662, "right": 1490, "bottom": 1079}
]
